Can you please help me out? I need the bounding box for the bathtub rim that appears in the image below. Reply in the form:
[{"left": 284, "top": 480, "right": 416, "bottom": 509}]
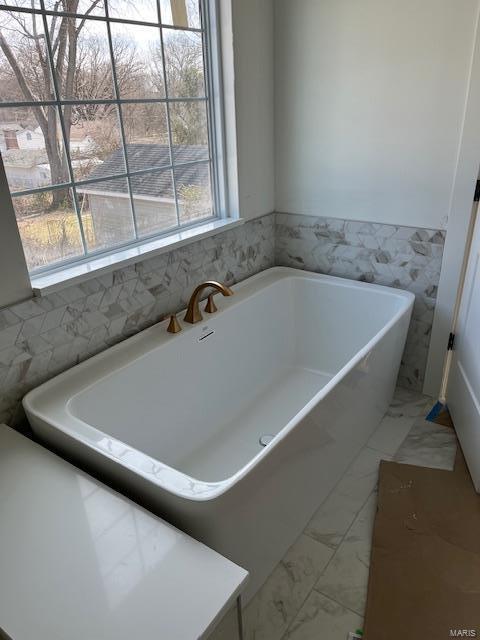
[{"left": 23, "top": 266, "right": 414, "bottom": 502}]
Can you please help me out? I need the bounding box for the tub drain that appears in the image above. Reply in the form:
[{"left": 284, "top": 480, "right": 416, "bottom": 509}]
[{"left": 259, "top": 434, "right": 275, "bottom": 447}]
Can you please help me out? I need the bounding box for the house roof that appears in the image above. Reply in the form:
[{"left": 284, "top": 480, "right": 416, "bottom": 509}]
[
  {"left": 0, "top": 122, "right": 24, "bottom": 132},
  {"left": 79, "top": 144, "right": 209, "bottom": 200}
]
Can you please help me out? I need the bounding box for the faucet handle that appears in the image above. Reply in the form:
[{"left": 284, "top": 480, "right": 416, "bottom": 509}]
[
  {"left": 166, "top": 314, "right": 182, "bottom": 334},
  {"left": 204, "top": 293, "right": 218, "bottom": 314}
]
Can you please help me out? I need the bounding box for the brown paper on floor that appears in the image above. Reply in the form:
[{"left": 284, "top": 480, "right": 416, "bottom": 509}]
[{"left": 363, "top": 451, "right": 480, "bottom": 639}]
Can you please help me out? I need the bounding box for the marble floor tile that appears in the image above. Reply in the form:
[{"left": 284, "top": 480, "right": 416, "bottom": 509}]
[
  {"left": 314, "top": 492, "right": 377, "bottom": 616},
  {"left": 394, "top": 417, "right": 457, "bottom": 471},
  {"left": 304, "top": 446, "right": 389, "bottom": 549},
  {"left": 211, "top": 388, "right": 457, "bottom": 640},
  {"left": 391, "top": 386, "right": 431, "bottom": 413},
  {"left": 244, "top": 534, "right": 334, "bottom": 640},
  {"left": 367, "top": 388, "right": 430, "bottom": 455},
  {"left": 283, "top": 591, "right": 363, "bottom": 640}
]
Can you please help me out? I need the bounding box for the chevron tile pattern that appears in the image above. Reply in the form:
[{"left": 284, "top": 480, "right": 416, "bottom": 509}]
[
  {"left": 0, "top": 215, "right": 275, "bottom": 429},
  {"left": 0, "top": 211, "right": 446, "bottom": 430},
  {"left": 275, "top": 212, "right": 446, "bottom": 391}
]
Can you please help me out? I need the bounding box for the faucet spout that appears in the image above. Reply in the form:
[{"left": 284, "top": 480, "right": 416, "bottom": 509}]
[{"left": 184, "top": 281, "right": 234, "bottom": 324}]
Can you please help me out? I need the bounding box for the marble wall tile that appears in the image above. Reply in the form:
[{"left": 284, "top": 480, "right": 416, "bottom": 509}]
[
  {"left": 275, "top": 212, "right": 446, "bottom": 392},
  {"left": 0, "top": 215, "right": 275, "bottom": 429},
  {"left": 0, "top": 210, "right": 445, "bottom": 429}
]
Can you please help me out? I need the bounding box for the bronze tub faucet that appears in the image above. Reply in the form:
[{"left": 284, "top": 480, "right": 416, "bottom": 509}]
[{"left": 184, "top": 281, "right": 234, "bottom": 324}]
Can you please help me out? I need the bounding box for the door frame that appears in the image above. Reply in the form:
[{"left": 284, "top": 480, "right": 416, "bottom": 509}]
[{"left": 423, "top": 4, "right": 480, "bottom": 398}]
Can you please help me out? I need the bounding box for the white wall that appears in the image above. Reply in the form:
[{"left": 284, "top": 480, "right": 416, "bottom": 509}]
[
  {"left": 231, "top": 0, "right": 275, "bottom": 219},
  {"left": 425, "top": 7, "right": 480, "bottom": 396},
  {"left": 275, "top": 0, "right": 479, "bottom": 230}
]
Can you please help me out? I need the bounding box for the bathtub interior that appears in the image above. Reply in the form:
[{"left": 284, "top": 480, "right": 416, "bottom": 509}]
[{"left": 67, "top": 275, "right": 408, "bottom": 483}]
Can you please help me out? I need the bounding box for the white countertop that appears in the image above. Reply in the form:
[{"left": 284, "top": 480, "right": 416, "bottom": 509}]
[{"left": 0, "top": 425, "right": 248, "bottom": 640}]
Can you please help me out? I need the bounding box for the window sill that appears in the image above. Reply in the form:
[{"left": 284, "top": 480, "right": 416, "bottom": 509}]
[{"left": 31, "top": 218, "right": 244, "bottom": 297}]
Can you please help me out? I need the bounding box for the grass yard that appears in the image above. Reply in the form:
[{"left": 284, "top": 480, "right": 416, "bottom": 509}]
[{"left": 17, "top": 209, "right": 96, "bottom": 272}]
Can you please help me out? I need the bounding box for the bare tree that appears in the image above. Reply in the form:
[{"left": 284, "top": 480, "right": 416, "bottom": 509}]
[
  {"left": 71, "top": 34, "right": 143, "bottom": 123},
  {"left": 0, "top": 1, "right": 205, "bottom": 210},
  {"left": 0, "top": 2, "right": 145, "bottom": 204},
  {"left": 0, "top": 1, "right": 107, "bottom": 205},
  {"left": 163, "top": 30, "right": 203, "bottom": 97},
  {"left": 153, "top": 31, "right": 206, "bottom": 146}
]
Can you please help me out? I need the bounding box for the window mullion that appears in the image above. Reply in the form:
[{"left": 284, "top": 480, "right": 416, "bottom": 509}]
[
  {"left": 202, "top": 0, "right": 226, "bottom": 219},
  {"left": 157, "top": 0, "right": 181, "bottom": 229},
  {"left": 200, "top": 0, "right": 217, "bottom": 217},
  {"left": 1, "top": 0, "right": 220, "bottom": 274},
  {"left": 10, "top": 157, "right": 213, "bottom": 199},
  {"left": 0, "top": 4, "right": 204, "bottom": 31},
  {"left": 104, "top": 0, "right": 140, "bottom": 241},
  {"left": 0, "top": 97, "right": 208, "bottom": 110},
  {"left": 38, "top": 0, "right": 88, "bottom": 258}
]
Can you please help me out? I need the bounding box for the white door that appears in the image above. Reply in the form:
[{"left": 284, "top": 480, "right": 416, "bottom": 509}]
[{"left": 448, "top": 207, "right": 480, "bottom": 491}]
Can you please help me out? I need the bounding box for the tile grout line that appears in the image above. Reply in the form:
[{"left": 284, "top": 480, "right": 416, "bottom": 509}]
[
  {"left": 312, "top": 429, "right": 417, "bottom": 579},
  {"left": 278, "top": 489, "right": 377, "bottom": 635},
  {"left": 279, "top": 588, "right": 366, "bottom": 640},
  {"left": 311, "top": 406, "right": 455, "bottom": 624},
  {"left": 241, "top": 394, "right": 432, "bottom": 640},
  {"left": 301, "top": 443, "right": 389, "bottom": 545},
  {"left": 245, "top": 485, "right": 366, "bottom": 640},
  {"left": 301, "top": 442, "right": 394, "bottom": 549},
  {"left": 301, "top": 399, "right": 429, "bottom": 542},
  {"left": 277, "top": 468, "right": 384, "bottom": 637},
  {"left": 312, "top": 484, "right": 378, "bottom": 580},
  {"left": 365, "top": 443, "right": 400, "bottom": 457},
  {"left": 278, "top": 407, "right": 428, "bottom": 638}
]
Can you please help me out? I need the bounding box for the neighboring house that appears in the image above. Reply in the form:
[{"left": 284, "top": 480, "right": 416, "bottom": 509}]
[
  {"left": 77, "top": 144, "right": 210, "bottom": 245},
  {"left": 0, "top": 123, "right": 23, "bottom": 152},
  {"left": 3, "top": 149, "right": 51, "bottom": 191},
  {"left": 1, "top": 121, "right": 97, "bottom": 155},
  {"left": 1, "top": 120, "right": 102, "bottom": 190},
  {"left": 16, "top": 126, "right": 45, "bottom": 150}
]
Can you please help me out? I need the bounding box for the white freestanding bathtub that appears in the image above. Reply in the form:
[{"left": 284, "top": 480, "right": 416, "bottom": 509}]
[{"left": 24, "top": 267, "right": 414, "bottom": 601}]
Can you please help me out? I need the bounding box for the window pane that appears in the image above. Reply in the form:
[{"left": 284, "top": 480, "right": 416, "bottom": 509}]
[
  {"left": 110, "top": 23, "right": 164, "bottom": 99},
  {"left": 175, "top": 161, "right": 212, "bottom": 225},
  {"left": 122, "top": 102, "right": 169, "bottom": 172},
  {"left": 76, "top": 176, "right": 135, "bottom": 251},
  {"left": 170, "top": 100, "right": 208, "bottom": 163},
  {"left": 0, "top": 105, "right": 70, "bottom": 192},
  {"left": 107, "top": 0, "right": 158, "bottom": 23},
  {"left": 163, "top": 29, "right": 205, "bottom": 97},
  {"left": 130, "top": 169, "right": 178, "bottom": 236},
  {"left": 47, "top": 16, "right": 114, "bottom": 101},
  {"left": 12, "top": 188, "right": 84, "bottom": 271},
  {"left": 0, "top": 10, "right": 50, "bottom": 102},
  {"left": 67, "top": 104, "right": 124, "bottom": 181},
  {"left": 43, "top": 0, "right": 105, "bottom": 15},
  {"left": 1, "top": 0, "right": 216, "bottom": 273},
  {"left": 160, "top": 0, "right": 201, "bottom": 29}
]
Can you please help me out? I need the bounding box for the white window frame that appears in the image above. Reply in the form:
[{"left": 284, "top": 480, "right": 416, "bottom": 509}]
[{"left": 0, "top": 0, "right": 230, "bottom": 288}]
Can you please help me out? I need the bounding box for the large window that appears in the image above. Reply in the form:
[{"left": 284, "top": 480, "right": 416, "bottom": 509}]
[{"left": 0, "top": 0, "right": 220, "bottom": 273}]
